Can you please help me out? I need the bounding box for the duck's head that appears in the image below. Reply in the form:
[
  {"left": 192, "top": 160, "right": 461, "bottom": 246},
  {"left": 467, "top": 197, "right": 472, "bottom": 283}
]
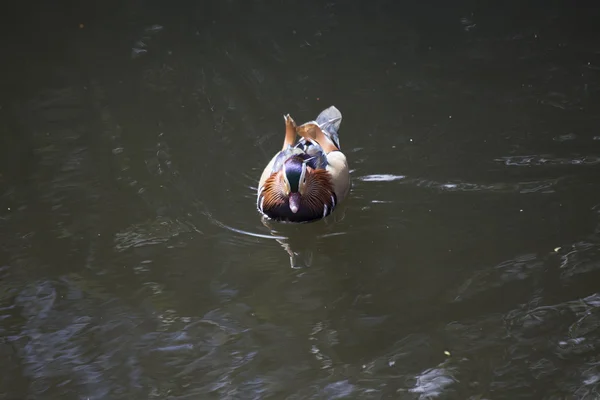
[
  {"left": 260, "top": 155, "right": 335, "bottom": 222},
  {"left": 281, "top": 157, "right": 307, "bottom": 214}
]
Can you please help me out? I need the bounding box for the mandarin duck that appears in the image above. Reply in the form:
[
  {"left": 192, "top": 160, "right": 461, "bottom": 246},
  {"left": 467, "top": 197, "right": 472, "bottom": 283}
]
[{"left": 257, "top": 105, "right": 350, "bottom": 223}]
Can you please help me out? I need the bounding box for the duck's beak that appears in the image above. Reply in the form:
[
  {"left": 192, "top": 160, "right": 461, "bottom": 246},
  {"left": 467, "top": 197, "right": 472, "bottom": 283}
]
[{"left": 289, "top": 192, "right": 301, "bottom": 214}]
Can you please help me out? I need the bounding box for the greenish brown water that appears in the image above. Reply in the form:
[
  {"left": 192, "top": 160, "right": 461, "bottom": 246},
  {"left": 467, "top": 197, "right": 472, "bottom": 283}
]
[{"left": 2, "top": 1, "right": 600, "bottom": 398}]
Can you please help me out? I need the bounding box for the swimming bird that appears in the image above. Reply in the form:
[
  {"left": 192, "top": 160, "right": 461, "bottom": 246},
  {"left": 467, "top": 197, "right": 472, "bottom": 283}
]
[{"left": 257, "top": 105, "right": 350, "bottom": 223}]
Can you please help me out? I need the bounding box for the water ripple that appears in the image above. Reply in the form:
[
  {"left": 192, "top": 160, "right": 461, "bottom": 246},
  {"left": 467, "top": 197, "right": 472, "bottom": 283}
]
[
  {"left": 408, "top": 364, "right": 458, "bottom": 398},
  {"left": 114, "top": 217, "right": 200, "bottom": 252},
  {"left": 559, "top": 241, "right": 600, "bottom": 279},
  {"left": 358, "top": 173, "right": 561, "bottom": 194},
  {"left": 496, "top": 154, "right": 600, "bottom": 166},
  {"left": 358, "top": 174, "right": 406, "bottom": 182}
]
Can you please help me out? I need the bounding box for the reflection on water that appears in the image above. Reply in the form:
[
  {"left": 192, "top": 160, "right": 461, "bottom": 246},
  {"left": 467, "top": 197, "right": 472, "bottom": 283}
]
[{"left": 2, "top": 0, "right": 600, "bottom": 398}]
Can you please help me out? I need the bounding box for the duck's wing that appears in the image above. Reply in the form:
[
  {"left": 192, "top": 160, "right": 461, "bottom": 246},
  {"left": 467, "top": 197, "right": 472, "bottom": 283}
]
[
  {"left": 295, "top": 139, "right": 328, "bottom": 170},
  {"left": 296, "top": 106, "right": 343, "bottom": 154},
  {"left": 315, "top": 105, "right": 342, "bottom": 150}
]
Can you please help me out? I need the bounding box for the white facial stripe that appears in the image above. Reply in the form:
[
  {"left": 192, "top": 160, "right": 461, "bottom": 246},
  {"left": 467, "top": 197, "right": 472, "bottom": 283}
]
[
  {"left": 298, "top": 162, "right": 308, "bottom": 194},
  {"left": 282, "top": 172, "right": 291, "bottom": 193},
  {"left": 300, "top": 162, "right": 307, "bottom": 183}
]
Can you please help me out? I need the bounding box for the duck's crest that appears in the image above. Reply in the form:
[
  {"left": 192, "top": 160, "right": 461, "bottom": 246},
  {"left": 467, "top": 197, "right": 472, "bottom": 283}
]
[
  {"left": 271, "top": 145, "right": 303, "bottom": 174},
  {"left": 315, "top": 105, "right": 342, "bottom": 149}
]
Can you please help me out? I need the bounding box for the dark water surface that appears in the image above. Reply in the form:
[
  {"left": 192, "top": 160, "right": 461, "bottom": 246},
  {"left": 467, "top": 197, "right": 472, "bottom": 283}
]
[{"left": 2, "top": 0, "right": 600, "bottom": 398}]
